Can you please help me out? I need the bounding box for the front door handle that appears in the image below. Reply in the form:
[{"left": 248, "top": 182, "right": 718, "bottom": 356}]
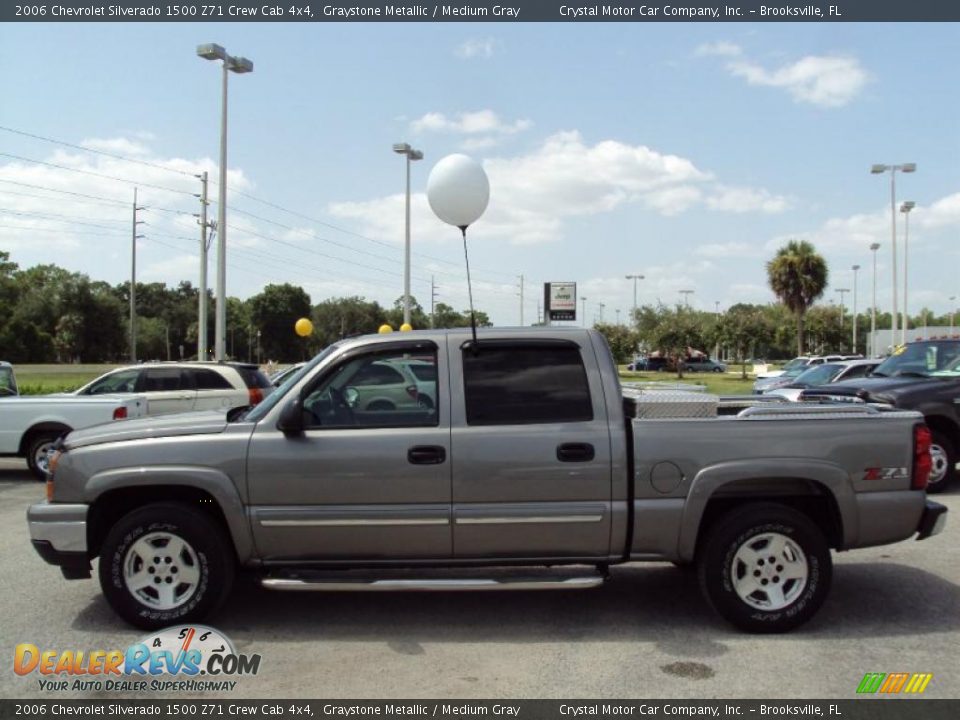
[
  {"left": 408, "top": 445, "right": 446, "bottom": 465},
  {"left": 557, "top": 442, "right": 595, "bottom": 462}
]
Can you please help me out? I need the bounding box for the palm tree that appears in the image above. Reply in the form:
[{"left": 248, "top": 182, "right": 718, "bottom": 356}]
[{"left": 766, "top": 240, "right": 829, "bottom": 356}]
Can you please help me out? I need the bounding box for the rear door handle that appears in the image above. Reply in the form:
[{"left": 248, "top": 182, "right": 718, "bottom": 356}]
[
  {"left": 557, "top": 442, "right": 595, "bottom": 462},
  {"left": 408, "top": 445, "right": 446, "bottom": 465}
]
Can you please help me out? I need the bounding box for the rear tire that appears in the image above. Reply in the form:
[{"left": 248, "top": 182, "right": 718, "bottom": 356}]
[
  {"left": 926, "top": 431, "right": 955, "bottom": 494},
  {"left": 26, "top": 432, "right": 63, "bottom": 481},
  {"left": 697, "top": 503, "right": 831, "bottom": 633},
  {"left": 98, "top": 502, "right": 234, "bottom": 630}
]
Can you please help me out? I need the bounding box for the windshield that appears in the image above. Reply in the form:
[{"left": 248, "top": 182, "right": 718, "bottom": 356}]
[
  {"left": 792, "top": 363, "right": 844, "bottom": 387},
  {"left": 243, "top": 344, "right": 340, "bottom": 422},
  {"left": 782, "top": 358, "right": 809, "bottom": 371},
  {"left": 873, "top": 342, "right": 960, "bottom": 378},
  {"left": 0, "top": 366, "right": 17, "bottom": 395}
]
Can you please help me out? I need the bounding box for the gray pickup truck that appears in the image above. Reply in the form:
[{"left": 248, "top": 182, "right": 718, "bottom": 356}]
[{"left": 28, "top": 328, "right": 947, "bottom": 633}]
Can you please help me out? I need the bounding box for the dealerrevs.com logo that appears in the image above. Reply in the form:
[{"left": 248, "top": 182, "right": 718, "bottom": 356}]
[{"left": 14, "top": 625, "right": 261, "bottom": 693}]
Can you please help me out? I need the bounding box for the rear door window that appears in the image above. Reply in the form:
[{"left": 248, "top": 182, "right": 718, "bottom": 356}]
[
  {"left": 190, "top": 368, "right": 233, "bottom": 390},
  {"left": 462, "top": 344, "right": 593, "bottom": 425},
  {"left": 142, "top": 368, "right": 186, "bottom": 392}
]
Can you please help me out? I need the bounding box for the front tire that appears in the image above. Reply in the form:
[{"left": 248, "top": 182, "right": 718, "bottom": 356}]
[
  {"left": 98, "top": 502, "right": 234, "bottom": 630},
  {"left": 926, "top": 431, "right": 955, "bottom": 494},
  {"left": 697, "top": 503, "right": 831, "bottom": 633}
]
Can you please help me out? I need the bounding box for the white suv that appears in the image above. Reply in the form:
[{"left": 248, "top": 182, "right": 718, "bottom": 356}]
[{"left": 72, "top": 362, "right": 273, "bottom": 415}]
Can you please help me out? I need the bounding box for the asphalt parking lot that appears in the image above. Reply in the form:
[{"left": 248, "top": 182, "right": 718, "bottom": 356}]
[{"left": 1, "top": 457, "right": 958, "bottom": 700}]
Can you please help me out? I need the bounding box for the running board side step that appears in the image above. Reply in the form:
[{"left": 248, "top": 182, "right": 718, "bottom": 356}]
[{"left": 261, "top": 575, "right": 605, "bottom": 592}]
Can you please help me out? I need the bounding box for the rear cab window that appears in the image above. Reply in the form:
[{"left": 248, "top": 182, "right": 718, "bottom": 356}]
[{"left": 461, "top": 342, "right": 594, "bottom": 425}]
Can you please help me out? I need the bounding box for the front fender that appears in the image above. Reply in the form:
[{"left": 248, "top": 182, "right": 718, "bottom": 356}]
[
  {"left": 84, "top": 465, "right": 254, "bottom": 563},
  {"left": 677, "top": 458, "right": 856, "bottom": 560}
]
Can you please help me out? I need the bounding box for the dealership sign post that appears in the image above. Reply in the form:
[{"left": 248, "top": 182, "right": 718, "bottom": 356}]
[{"left": 544, "top": 282, "right": 577, "bottom": 323}]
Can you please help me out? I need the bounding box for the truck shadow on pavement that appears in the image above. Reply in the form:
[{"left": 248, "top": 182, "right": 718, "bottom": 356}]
[{"left": 71, "top": 561, "right": 959, "bottom": 647}]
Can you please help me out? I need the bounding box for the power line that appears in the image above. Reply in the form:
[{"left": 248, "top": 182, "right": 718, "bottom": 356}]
[
  {"left": 0, "top": 152, "right": 197, "bottom": 197},
  {"left": 0, "top": 125, "right": 197, "bottom": 178}
]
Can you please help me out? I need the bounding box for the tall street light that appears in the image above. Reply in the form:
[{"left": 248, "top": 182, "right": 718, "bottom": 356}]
[
  {"left": 900, "top": 200, "right": 916, "bottom": 345},
  {"left": 198, "top": 43, "right": 253, "bottom": 361},
  {"left": 871, "top": 162, "right": 916, "bottom": 346},
  {"left": 580, "top": 296, "right": 588, "bottom": 327},
  {"left": 625, "top": 274, "right": 644, "bottom": 324},
  {"left": 852, "top": 265, "right": 861, "bottom": 354},
  {"left": 951, "top": 296, "right": 957, "bottom": 334},
  {"left": 835, "top": 288, "right": 850, "bottom": 342},
  {"left": 393, "top": 143, "right": 423, "bottom": 326},
  {"left": 679, "top": 289, "right": 694, "bottom": 307},
  {"left": 870, "top": 242, "right": 880, "bottom": 356}
]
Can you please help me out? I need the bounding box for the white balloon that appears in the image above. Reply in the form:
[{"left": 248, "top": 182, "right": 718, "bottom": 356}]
[{"left": 426, "top": 154, "right": 490, "bottom": 228}]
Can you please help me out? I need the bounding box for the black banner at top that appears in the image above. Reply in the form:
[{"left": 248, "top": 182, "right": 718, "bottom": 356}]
[{"left": 3, "top": 0, "right": 960, "bottom": 23}]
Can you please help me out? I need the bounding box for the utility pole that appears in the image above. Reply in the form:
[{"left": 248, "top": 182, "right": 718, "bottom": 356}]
[
  {"left": 196, "top": 171, "right": 212, "bottom": 361},
  {"left": 518, "top": 274, "right": 524, "bottom": 326},
  {"left": 430, "top": 275, "right": 438, "bottom": 328},
  {"left": 130, "top": 188, "right": 145, "bottom": 362},
  {"left": 852, "top": 265, "right": 861, "bottom": 354}
]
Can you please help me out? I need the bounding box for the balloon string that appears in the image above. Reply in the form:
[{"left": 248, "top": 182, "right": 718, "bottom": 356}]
[{"left": 461, "top": 225, "right": 478, "bottom": 350}]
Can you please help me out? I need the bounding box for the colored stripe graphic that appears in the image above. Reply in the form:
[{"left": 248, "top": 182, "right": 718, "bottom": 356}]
[
  {"left": 904, "top": 674, "right": 933, "bottom": 694},
  {"left": 880, "top": 672, "right": 910, "bottom": 693},
  {"left": 857, "top": 672, "right": 933, "bottom": 694},
  {"left": 857, "top": 673, "right": 885, "bottom": 694}
]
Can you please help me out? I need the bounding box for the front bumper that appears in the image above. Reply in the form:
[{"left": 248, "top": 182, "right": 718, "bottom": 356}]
[
  {"left": 27, "top": 502, "right": 91, "bottom": 579},
  {"left": 916, "top": 500, "right": 948, "bottom": 541}
]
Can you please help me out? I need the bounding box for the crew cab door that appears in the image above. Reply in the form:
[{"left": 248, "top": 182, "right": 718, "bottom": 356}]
[
  {"left": 138, "top": 367, "right": 196, "bottom": 414},
  {"left": 246, "top": 340, "right": 451, "bottom": 562},
  {"left": 448, "top": 338, "right": 613, "bottom": 559}
]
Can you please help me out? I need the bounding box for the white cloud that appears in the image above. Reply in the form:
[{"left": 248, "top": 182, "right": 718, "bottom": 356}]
[
  {"left": 695, "top": 242, "right": 756, "bottom": 258},
  {"left": 456, "top": 37, "right": 497, "bottom": 59},
  {"left": 707, "top": 185, "right": 791, "bottom": 213},
  {"left": 411, "top": 109, "right": 532, "bottom": 136},
  {"left": 697, "top": 43, "right": 868, "bottom": 107},
  {"left": 329, "top": 130, "right": 790, "bottom": 247},
  {"left": 695, "top": 41, "right": 743, "bottom": 58},
  {"left": 729, "top": 54, "right": 868, "bottom": 107}
]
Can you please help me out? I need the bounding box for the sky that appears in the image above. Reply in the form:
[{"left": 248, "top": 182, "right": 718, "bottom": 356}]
[{"left": 1, "top": 19, "right": 959, "bottom": 327}]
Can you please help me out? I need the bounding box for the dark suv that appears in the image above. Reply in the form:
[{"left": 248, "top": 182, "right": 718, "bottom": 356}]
[{"left": 802, "top": 339, "right": 960, "bottom": 492}]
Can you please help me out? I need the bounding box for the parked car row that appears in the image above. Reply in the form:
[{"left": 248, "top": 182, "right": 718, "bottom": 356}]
[
  {"left": 627, "top": 356, "right": 727, "bottom": 373},
  {"left": 1, "top": 360, "right": 274, "bottom": 479}
]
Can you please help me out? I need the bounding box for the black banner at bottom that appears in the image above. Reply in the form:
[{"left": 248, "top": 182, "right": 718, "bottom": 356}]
[{"left": 1, "top": 700, "right": 958, "bottom": 720}]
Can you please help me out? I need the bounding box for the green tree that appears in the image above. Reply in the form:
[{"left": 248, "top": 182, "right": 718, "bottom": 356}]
[
  {"left": 645, "top": 304, "right": 707, "bottom": 379},
  {"left": 311, "top": 296, "right": 387, "bottom": 349},
  {"left": 593, "top": 323, "right": 640, "bottom": 364},
  {"left": 715, "top": 304, "right": 774, "bottom": 378},
  {"left": 248, "top": 283, "right": 312, "bottom": 361},
  {"left": 767, "top": 240, "right": 829, "bottom": 356}
]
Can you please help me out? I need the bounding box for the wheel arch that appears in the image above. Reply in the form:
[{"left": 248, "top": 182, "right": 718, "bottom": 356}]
[
  {"left": 84, "top": 467, "right": 254, "bottom": 563},
  {"left": 18, "top": 422, "right": 72, "bottom": 456},
  {"left": 678, "top": 460, "right": 853, "bottom": 561}
]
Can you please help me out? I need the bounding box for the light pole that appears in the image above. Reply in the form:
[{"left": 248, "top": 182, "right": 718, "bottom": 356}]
[
  {"left": 393, "top": 143, "right": 423, "bottom": 326},
  {"left": 679, "top": 289, "right": 694, "bottom": 307},
  {"left": 615, "top": 308, "right": 621, "bottom": 325},
  {"left": 870, "top": 242, "right": 880, "bottom": 356},
  {"left": 625, "top": 274, "right": 644, "bottom": 324},
  {"left": 900, "top": 200, "right": 916, "bottom": 345},
  {"left": 581, "top": 296, "right": 588, "bottom": 327},
  {"left": 598, "top": 302, "right": 606, "bottom": 324},
  {"left": 835, "top": 289, "right": 850, "bottom": 350},
  {"left": 852, "top": 265, "right": 860, "bottom": 354},
  {"left": 871, "top": 162, "right": 916, "bottom": 347},
  {"left": 951, "top": 297, "right": 957, "bottom": 334},
  {"left": 197, "top": 43, "right": 253, "bottom": 362}
]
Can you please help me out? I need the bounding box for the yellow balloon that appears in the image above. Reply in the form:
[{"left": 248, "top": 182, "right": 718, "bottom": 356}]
[
  {"left": 378, "top": 324, "right": 394, "bottom": 334},
  {"left": 399, "top": 323, "right": 413, "bottom": 332},
  {"left": 294, "top": 318, "right": 313, "bottom": 337}
]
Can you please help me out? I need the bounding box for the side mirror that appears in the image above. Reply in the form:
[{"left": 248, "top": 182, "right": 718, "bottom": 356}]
[
  {"left": 344, "top": 387, "right": 359, "bottom": 407},
  {"left": 277, "top": 397, "right": 305, "bottom": 436}
]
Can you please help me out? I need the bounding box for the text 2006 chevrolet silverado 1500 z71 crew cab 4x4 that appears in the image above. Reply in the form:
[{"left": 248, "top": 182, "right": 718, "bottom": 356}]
[{"left": 28, "top": 329, "right": 947, "bottom": 632}]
